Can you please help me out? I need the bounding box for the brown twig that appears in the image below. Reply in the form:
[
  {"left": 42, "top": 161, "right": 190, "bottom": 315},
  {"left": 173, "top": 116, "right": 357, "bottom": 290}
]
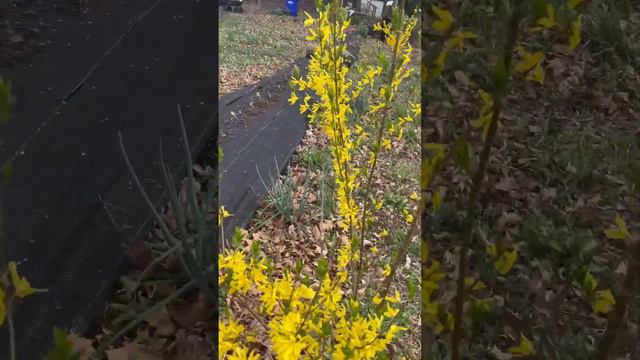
[
  {"left": 353, "top": 7, "right": 409, "bottom": 300},
  {"left": 7, "top": 299, "right": 15, "bottom": 360},
  {"left": 377, "top": 203, "right": 421, "bottom": 311},
  {"left": 593, "top": 237, "right": 640, "bottom": 360},
  {"left": 231, "top": 296, "right": 271, "bottom": 332},
  {"left": 449, "top": 1, "right": 523, "bottom": 358}
]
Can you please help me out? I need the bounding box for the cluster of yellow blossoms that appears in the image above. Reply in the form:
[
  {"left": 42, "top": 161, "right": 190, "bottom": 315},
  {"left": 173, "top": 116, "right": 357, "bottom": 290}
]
[
  {"left": 219, "top": 247, "right": 406, "bottom": 359},
  {"left": 291, "top": 2, "right": 419, "bottom": 235}
]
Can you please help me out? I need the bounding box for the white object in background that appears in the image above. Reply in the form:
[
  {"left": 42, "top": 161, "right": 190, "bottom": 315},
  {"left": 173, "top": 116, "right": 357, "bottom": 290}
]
[
  {"left": 367, "top": 0, "right": 394, "bottom": 18},
  {"left": 371, "top": 0, "right": 384, "bottom": 17}
]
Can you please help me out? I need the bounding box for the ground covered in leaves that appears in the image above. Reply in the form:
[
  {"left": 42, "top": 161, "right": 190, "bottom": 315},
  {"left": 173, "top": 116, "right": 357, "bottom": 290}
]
[
  {"left": 74, "top": 165, "right": 217, "bottom": 359},
  {"left": 218, "top": 3, "right": 307, "bottom": 96},
  {"left": 422, "top": 1, "right": 639, "bottom": 359}
]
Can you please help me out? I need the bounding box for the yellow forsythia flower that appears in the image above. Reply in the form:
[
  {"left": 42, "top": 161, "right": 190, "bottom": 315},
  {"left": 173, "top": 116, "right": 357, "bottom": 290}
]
[
  {"left": 303, "top": 11, "right": 315, "bottom": 27},
  {"left": 446, "top": 30, "right": 477, "bottom": 51},
  {"left": 218, "top": 205, "right": 232, "bottom": 225},
  {"left": 471, "top": 89, "right": 494, "bottom": 138},
  {"left": 274, "top": 274, "right": 294, "bottom": 301},
  {"left": 373, "top": 294, "right": 383, "bottom": 305},
  {"left": 332, "top": 314, "right": 403, "bottom": 358},
  {"left": 478, "top": 89, "right": 493, "bottom": 114},
  {"left": 569, "top": 15, "right": 583, "bottom": 50},
  {"left": 424, "top": 260, "right": 446, "bottom": 285},
  {"left": 219, "top": 249, "right": 252, "bottom": 295},
  {"left": 515, "top": 47, "right": 545, "bottom": 84},
  {"left": 496, "top": 249, "right": 517, "bottom": 274},
  {"left": 382, "top": 264, "right": 392, "bottom": 277},
  {"left": 405, "top": 213, "right": 414, "bottom": 224},
  {"left": 604, "top": 212, "right": 630, "bottom": 240},
  {"left": 411, "top": 102, "right": 421, "bottom": 117},
  {"left": 288, "top": 92, "right": 299, "bottom": 105},
  {"left": 270, "top": 312, "right": 308, "bottom": 359},
  {"left": 509, "top": 334, "right": 535, "bottom": 356},
  {"left": 227, "top": 347, "right": 260, "bottom": 360},
  {"left": 567, "top": 0, "right": 584, "bottom": 9},
  {"left": 464, "top": 277, "right": 487, "bottom": 290},
  {"left": 319, "top": 277, "right": 343, "bottom": 312},
  {"left": 431, "top": 6, "right": 453, "bottom": 33},
  {"left": 9, "top": 261, "right": 40, "bottom": 298},
  {"left": 386, "top": 289, "right": 401, "bottom": 303},
  {"left": 594, "top": 289, "right": 616, "bottom": 314},
  {"left": 534, "top": 4, "right": 557, "bottom": 30},
  {"left": 384, "top": 303, "right": 399, "bottom": 318},
  {"left": 581, "top": 270, "right": 599, "bottom": 297},
  {"left": 299, "top": 94, "right": 312, "bottom": 114},
  {"left": 429, "top": 308, "right": 454, "bottom": 334},
  {"left": 486, "top": 245, "right": 518, "bottom": 275},
  {"left": 306, "top": 28, "right": 317, "bottom": 41},
  {"left": 219, "top": 318, "right": 246, "bottom": 356}
]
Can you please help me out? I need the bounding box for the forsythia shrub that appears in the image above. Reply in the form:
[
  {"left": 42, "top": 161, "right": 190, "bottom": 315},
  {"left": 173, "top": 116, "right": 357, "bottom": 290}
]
[
  {"left": 421, "top": 1, "right": 595, "bottom": 359},
  {"left": 219, "top": 0, "right": 420, "bottom": 358}
]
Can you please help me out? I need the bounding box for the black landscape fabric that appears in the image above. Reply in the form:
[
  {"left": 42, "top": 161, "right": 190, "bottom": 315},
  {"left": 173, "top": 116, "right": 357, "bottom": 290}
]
[{"left": 0, "top": 0, "right": 217, "bottom": 356}]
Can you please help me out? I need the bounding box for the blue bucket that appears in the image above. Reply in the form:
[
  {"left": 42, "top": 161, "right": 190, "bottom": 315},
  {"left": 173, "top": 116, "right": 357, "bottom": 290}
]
[{"left": 286, "top": 0, "right": 298, "bottom": 17}]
